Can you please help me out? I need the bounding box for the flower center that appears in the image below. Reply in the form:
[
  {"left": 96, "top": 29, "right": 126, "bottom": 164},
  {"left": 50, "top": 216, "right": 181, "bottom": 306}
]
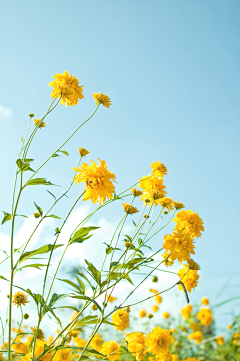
[{"left": 157, "top": 338, "right": 165, "bottom": 346}]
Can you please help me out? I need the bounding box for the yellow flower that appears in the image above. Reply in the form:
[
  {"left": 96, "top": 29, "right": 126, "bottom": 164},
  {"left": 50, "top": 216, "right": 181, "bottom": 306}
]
[
  {"left": 180, "top": 304, "right": 192, "bottom": 320},
  {"left": 107, "top": 295, "right": 117, "bottom": 303},
  {"left": 79, "top": 147, "right": 90, "bottom": 157},
  {"left": 197, "top": 308, "right": 213, "bottom": 326},
  {"left": 73, "top": 159, "right": 116, "bottom": 204},
  {"left": 0, "top": 354, "right": 4, "bottom": 361},
  {"left": 31, "top": 327, "right": 44, "bottom": 341},
  {"left": 163, "top": 230, "right": 195, "bottom": 263},
  {"left": 154, "top": 295, "right": 162, "bottom": 304},
  {"left": 12, "top": 291, "right": 29, "bottom": 308},
  {"left": 185, "top": 358, "right": 200, "bottom": 361},
  {"left": 146, "top": 327, "right": 172, "bottom": 355},
  {"left": 126, "top": 332, "right": 146, "bottom": 361},
  {"left": 122, "top": 203, "right": 139, "bottom": 215},
  {"left": 187, "top": 259, "right": 200, "bottom": 271},
  {"left": 158, "top": 197, "right": 174, "bottom": 211},
  {"left": 190, "top": 322, "right": 199, "bottom": 331},
  {"left": 178, "top": 265, "right": 199, "bottom": 293},
  {"left": 34, "top": 119, "right": 46, "bottom": 128},
  {"left": 157, "top": 351, "right": 175, "bottom": 361},
  {"left": 171, "top": 355, "right": 179, "bottom": 361},
  {"left": 216, "top": 336, "right": 224, "bottom": 345},
  {"left": 93, "top": 93, "right": 111, "bottom": 108},
  {"left": 233, "top": 332, "right": 239, "bottom": 338},
  {"left": 201, "top": 297, "right": 209, "bottom": 305},
  {"left": 33, "top": 212, "right": 41, "bottom": 218},
  {"left": 49, "top": 71, "right": 84, "bottom": 107},
  {"left": 126, "top": 306, "right": 131, "bottom": 313},
  {"left": 150, "top": 161, "right": 167, "bottom": 179},
  {"left": 112, "top": 309, "right": 129, "bottom": 331},
  {"left": 163, "top": 312, "right": 169, "bottom": 319},
  {"left": 131, "top": 188, "right": 143, "bottom": 197},
  {"left": 139, "top": 310, "right": 146, "bottom": 318},
  {"left": 172, "top": 201, "right": 184, "bottom": 210},
  {"left": 75, "top": 337, "right": 86, "bottom": 348},
  {"left": 152, "top": 305, "right": 159, "bottom": 313},
  {"left": 90, "top": 333, "right": 103, "bottom": 352},
  {"left": 188, "top": 331, "right": 204, "bottom": 344},
  {"left": 227, "top": 324, "right": 232, "bottom": 329},
  {"left": 91, "top": 304, "right": 98, "bottom": 310},
  {"left": 139, "top": 175, "right": 167, "bottom": 206},
  {"left": 149, "top": 289, "right": 158, "bottom": 294},
  {"left": 161, "top": 251, "right": 173, "bottom": 267},
  {"left": 173, "top": 210, "right": 204, "bottom": 239},
  {"left": 101, "top": 340, "right": 120, "bottom": 361}
]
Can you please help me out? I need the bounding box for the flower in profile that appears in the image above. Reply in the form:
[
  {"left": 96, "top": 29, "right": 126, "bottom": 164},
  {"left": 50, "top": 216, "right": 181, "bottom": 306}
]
[
  {"left": 150, "top": 161, "right": 167, "bottom": 179},
  {"left": 152, "top": 305, "right": 159, "bottom": 313},
  {"left": 216, "top": 336, "right": 224, "bottom": 345},
  {"left": 139, "top": 310, "right": 146, "bottom": 318},
  {"left": 12, "top": 291, "right": 29, "bottom": 308},
  {"left": 139, "top": 175, "right": 167, "bottom": 206},
  {"left": 156, "top": 351, "right": 175, "bottom": 361},
  {"left": 131, "top": 188, "right": 143, "bottom": 197},
  {"left": 31, "top": 327, "right": 44, "bottom": 341},
  {"left": 163, "top": 230, "right": 195, "bottom": 263},
  {"left": 93, "top": 93, "right": 111, "bottom": 108},
  {"left": 90, "top": 333, "right": 103, "bottom": 352},
  {"left": 79, "top": 147, "right": 90, "bottom": 157},
  {"left": 146, "top": 327, "right": 172, "bottom": 355},
  {"left": 49, "top": 71, "right": 84, "bottom": 107},
  {"left": 158, "top": 197, "right": 174, "bottom": 211},
  {"left": 112, "top": 309, "right": 129, "bottom": 331},
  {"left": 188, "top": 331, "right": 204, "bottom": 344},
  {"left": 107, "top": 295, "right": 117, "bottom": 303},
  {"left": 197, "top": 308, "right": 213, "bottom": 326},
  {"left": 178, "top": 265, "right": 199, "bottom": 293},
  {"left": 73, "top": 159, "right": 116, "bottom": 204},
  {"left": 172, "top": 201, "right": 184, "bottom": 210},
  {"left": 173, "top": 210, "right": 204, "bottom": 239},
  {"left": 101, "top": 340, "right": 120, "bottom": 361},
  {"left": 187, "top": 259, "right": 200, "bottom": 271},
  {"left": 201, "top": 297, "right": 209, "bottom": 305},
  {"left": 161, "top": 251, "right": 173, "bottom": 267},
  {"left": 34, "top": 119, "right": 45, "bottom": 128},
  {"left": 126, "top": 332, "right": 146, "bottom": 361},
  {"left": 180, "top": 304, "right": 192, "bottom": 320},
  {"left": 122, "top": 203, "right": 139, "bottom": 215},
  {"left": 163, "top": 312, "right": 169, "bottom": 319},
  {"left": 154, "top": 295, "right": 162, "bottom": 304}
]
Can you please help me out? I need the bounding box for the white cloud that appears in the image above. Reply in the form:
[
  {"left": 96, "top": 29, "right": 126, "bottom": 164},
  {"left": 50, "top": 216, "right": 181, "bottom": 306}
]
[{"left": 0, "top": 104, "right": 12, "bottom": 121}]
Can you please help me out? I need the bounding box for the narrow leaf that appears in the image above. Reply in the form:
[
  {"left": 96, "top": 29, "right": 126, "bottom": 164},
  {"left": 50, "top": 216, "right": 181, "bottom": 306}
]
[
  {"left": 1, "top": 211, "right": 12, "bottom": 225},
  {"left": 19, "top": 244, "right": 63, "bottom": 264},
  {"left": 34, "top": 202, "right": 43, "bottom": 217},
  {"left": 26, "top": 178, "right": 54, "bottom": 186}
]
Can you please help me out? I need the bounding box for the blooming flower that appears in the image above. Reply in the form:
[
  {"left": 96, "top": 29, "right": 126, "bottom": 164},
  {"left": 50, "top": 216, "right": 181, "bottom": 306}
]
[
  {"left": 152, "top": 305, "right": 159, "bottom": 313},
  {"left": 163, "top": 312, "right": 169, "bottom": 319},
  {"left": 197, "top": 308, "right": 213, "bottom": 326},
  {"left": 49, "top": 71, "right": 84, "bottom": 107},
  {"left": 12, "top": 291, "right": 29, "bottom": 308},
  {"left": 146, "top": 327, "right": 172, "bottom": 356},
  {"left": 139, "top": 175, "right": 167, "bottom": 206},
  {"left": 90, "top": 333, "right": 103, "bottom": 352},
  {"left": 101, "top": 340, "right": 120, "bottom": 361},
  {"left": 188, "top": 331, "right": 204, "bottom": 344},
  {"left": 178, "top": 265, "right": 199, "bottom": 293},
  {"left": 201, "top": 297, "right": 209, "bottom": 305},
  {"left": 161, "top": 251, "right": 173, "bottom": 267},
  {"left": 163, "top": 230, "right": 195, "bottom": 263},
  {"left": 107, "top": 295, "right": 117, "bottom": 303},
  {"left": 187, "top": 259, "right": 200, "bottom": 271},
  {"left": 122, "top": 203, "right": 139, "bottom": 215},
  {"left": 79, "top": 147, "right": 90, "bottom": 157},
  {"left": 126, "top": 332, "right": 146, "bottom": 361},
  {"left": 158, "top": 197, "right": 174, "bottom": 211},
  {"left": 112, "top": 309, "right": 129, "bottom": 331},
  {"left": 131, "top": 188, "right": 143, "bottom": 197},
  {"left": 73, "top": 159, "right": 116, "bottom": 204},
  {"left": 216, "top": 336, "right": 224, "bottom": 345},
  {"left": 150, "top": 161, "right": 167, "bottom": 179},
  {"left": 154, "top": 295, "right": 162, "bottom": 304},
  {"left": 173, "top": 210, "right": 204, "bottom": 239},
  {"left": 180, "top": 304, "right": 192, "bottom": 320},
  {"left": 139, "top": 310, "right": 146, "bottom": 318},
  {"left": 172, "top": 201, "right": 184, "bottom": 210},
  {"left": 93, "top": 93, "right": 111, "bottom": 108},
  {"left": 31, "top": 327, "right": 44, "bottom": 341},
  {"left": 34, "top": 118, "right": 45, "bottom": 128}
]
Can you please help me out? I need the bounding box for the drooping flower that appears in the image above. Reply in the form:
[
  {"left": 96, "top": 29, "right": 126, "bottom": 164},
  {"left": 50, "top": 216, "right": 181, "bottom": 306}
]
[
  {"left": 139, "top": 310, "right": 146, "bottom": 318},
  {"left": 34, "top": 118, "right": 46, "bottom": 128},
  {"left": 101, "top": 340, "right": 120, "bottom": 361},
  {"left": 49, "top": 71, "right": 84, "bottom": 107},
  {"left": 146, "top": 327, "right": 172, "bottom": 356},
  {"left": 201, "top": 297, "right": 209, "bottom": 305},
  {"left": 197, "top": 308, "right": 213, "bottom": 326},
  {"left": 122, "top": 203, "right": 139, "bottom": 215},
  {"left": 79, "top": 147, "right": 90, "bottom": 157},
  {"left": 112, "top": 309, "right": 129, "bottom": 331},
  {"left": 161, "top": 252, "right": 173, "bottom": 267},
  {"left": 139, "top": 175, "right": 167, "bottom": 206},
  {"left": 163, "top": 230, "right": 195, "bottom": 263},
  {"left": 178, "top": 265, "right": 199, "bottom": 293},
  {"left": 187, "top": 259, "right": 200, "bottom": 271},
  {"left": 150, "top": 161, "right": 167, "bottom": 179},
  {"left": 93, "top": 93, "right": 111, "bottom": 108},
  {"left": 180, "top": 304, "right": 192, "bottom": 320},
  {"left": 188, "top": 331, "right": 204, "bottom": 344},
  {"left": 173, "top": 210, "right": 204, "bottom": 239},
  {"left": 90, "top": 333, "right": 103, "bottom": 352},
  {"left": 12, "top": 291, "right": 29, "bottom": 308},
  {"left": 73, "top": 159, "right": 116, "bottom": 204},
  {"left": 126, "top": 332, "right": 146, "bottom": 361}
]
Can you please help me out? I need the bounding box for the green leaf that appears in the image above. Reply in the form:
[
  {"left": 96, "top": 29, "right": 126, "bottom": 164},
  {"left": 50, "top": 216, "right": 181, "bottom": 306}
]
[
  {"left": 54, "top": 227, "right": 61, "bottom": 235},
  {"left": 47, "top": 215, "right": 62, "bottom": 219},
  {"left": 70, "top": 226, "right": 100, "bottom": 245},
  {"left": 52, "top": 153, "right": 59, "bottom": 157},
  {"left": 15, "top": 214, "right": 28, "bottom": 218},
  {"left": 34, "top": 202, "right": 43, "bottom": 217},
  {"left": 59, "top": 150, "right": 69, "bottom": 156},
  {"left": 16, "top": 159, "right": 34, "bottom": 172},
  {"left": 124, "top": 274, "right": 134, "bottom": 285},
  {"left": 0, "top": 275, "right": 9, "bottom": 281},
  {"left": 75, "top": 270, "right": 95, "bottom": 292},
  {"left": 49, "top": 308, "right": 62, "bottom": 327},
  {"left": 19, "top": 244, "right": 63, "bottom": 264},
  {"left": 124, "top": 235, "right": 132, "bottom": 241},
  {"left": 53, "top": 306, "right": 79, "bottom": 312},
  {"left": 74, "top": 315, "right": 100, "bottom": 327},
  {"left": 22, "top": 158, "right": 34, "bottom": 163},
  {"left": 132, "top": 220, "right": 137, "bottom": 227},
  {"left": 25, "top": 288, "right": 43, "bottom": 306},
  {"left": 46, "top": 190, "right": 56, "bottom": 200},
  {"left": 60, "top": 279, "right": 83, "bottom": 294},
  {"left": 212, "top": 296, "right": 240, "bottom": 309},
  {"left": 106, "top": 247, "right": 113, "bottom": 255},
  {"left": 15, "top": 263, "right": 47, "bottom": 272},
  {"left": 47, "top": 293, "right": 68, "bottom": 309},
  {"left": 25, "top": 178, "right": 54, "bottom": 186},
  {"left": 1, "top": 211, "right": 12, "bottom": 225},
  {"left": 85, "top": 260, "right": 101, "bottom": 285}
]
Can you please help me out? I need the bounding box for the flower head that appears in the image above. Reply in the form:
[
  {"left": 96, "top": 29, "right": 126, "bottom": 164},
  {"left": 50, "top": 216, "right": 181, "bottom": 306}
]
[
  {"left": 131, "top": 188, "right": 143, "bottom": 197},
  {"left": 31, "top": 327, "right": 44, "bottom": 341},
  {"left": 163, "top": 230, "right": 195, "bottom": 263},
  {"left": 180, "top": 304, "right": 192, "bottom": 320},
  {"left": 178, "top": 265, "right": 199, "bottom": 293},
  {"left": 187, "top": 259, "right": 200, "bottom": 271},
  {"left": 146, "top": 327, "right": 172, "bottom": 356},
  {"left": 49, "top": 71, "right": 84, "bottom": 107},
  {"left": 73, "top": 159, "right": 116, "bottom": 204},
  {"left": 12, "top": 291, "right": 29, "bottom": 308},
  {"left": 101, "top": 340, "right": 120, "bottom": 361},
  {"left": 158, "top": 197, "right": 174, "bottom": 211},
  {"left": 154, "top": 295, "right": 162, "bottom": 304},
  {"left": 112, "top": 309, "right": 129, "bottom": 332},
  {"left": 173, "top": 210, "right": 204, "bottom": 239},
  {"left": 90, "top": 333, "right": 103, "bottom": 352},
  {"left": 139, "top": 310, "right": 146, "bottom": 318},
  {"left": 93, "top": 93, "right": 111, "bottom": 108},
  {"left": 33, "top": 212, "right": 41, "bottom": 218},
  {"left": 122, "top": 203, "right": 139, "bottom": 215},
  {"left": 188, "top": 331, "right": 204, "bottom": 344},
  {"left": 216, "top": 336, "right": 224, "bottom": 345},
  {"left": 161, "top": 252, "right": 173, "bottom": 267},
  {"left": 201, "top": 297, "right": 209, "bottom": 305},
  {"left": 34, "top": 119, "right": 45, "bottom": 128},
  {"left": 79, "top": 147, "right": 90, "bottom": 157},
  {"left": 172, "top": 201, "right": 184, "bottom": 210},
  {"left": 152, "top": 305, "right": 159, "bottom": 313},
  {"left": 139, "top": 175, "right": 167, "bottom": 206},
  {"left": 150, "top": 161, "right": 167, "bottom": 179},
  {"left": 197, "top": 308, "right": 213, "bottom": 326},
  {"left": 163, "top": 312, "right": 169, "bottom": 319},
  {"left": 126, "top": 332, "right": 146, "bottom": 361},
  {"left": 107, "top": 295, "right": 117, "bottom": 303}
]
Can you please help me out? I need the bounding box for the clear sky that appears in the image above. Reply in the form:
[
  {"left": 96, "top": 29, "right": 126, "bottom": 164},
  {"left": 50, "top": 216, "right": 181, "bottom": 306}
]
[{"left": 0, "top": 0, "right": 240, "bottom": 330}]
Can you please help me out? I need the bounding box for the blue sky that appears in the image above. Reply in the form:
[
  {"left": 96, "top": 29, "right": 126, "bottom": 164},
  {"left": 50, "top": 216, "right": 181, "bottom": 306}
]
[{"left": 0, "top": 0, "right": 240, "bottom": 329}]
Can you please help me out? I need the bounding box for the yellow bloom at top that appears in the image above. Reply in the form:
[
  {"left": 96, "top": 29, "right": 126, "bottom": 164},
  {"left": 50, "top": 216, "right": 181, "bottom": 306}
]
[
  {"left": 201, "top": 297, "right": 209, "bottom": 305},
  {"left": 139, "top": 174, "right": 167, "bottom": 206},
  {"left": 101, "top": 340, "right": 120, "bottom": 361},
  {"left": 173, "top": 210, "right": 204, "bottom": 239},
  {"left": 188, "top": 331, "right": 204, "bottom": 344},
  {"left": 126, "top": 332, "right": 146, "bottom": 361},
  {"left": 163, "top": 230, "right": 195, "bottom": 263},
  {"left": 12, "top": 291, "right": 29, "bottom": 308},
  {"left": 73, "top": 159, "right": 116, "bottom": 204},
  {"left": 93, "top": 93, "right": 111, "bottom": 108},
  {"left": 178, "top": 264, "right": 199, "bottom": 293},
  {"left": 49, "top": 71, "right": 84, "bottom": 107},
  {"left": 150, "top": 161, "right": 167, "bottom": 179},
  {"left": 112, "top": 309, "right": 129, "bottom": 332},
  {"left": 146, "top": 327, "right": 172, "bottom": 356},
  {"left": 139, "top": 309, "right": 146, "bottom": 318},
  {"left": 158, "top": 197, "right": 174, "bottom": 211},
  {"left": 197, "top": 308, "right": 213, "bottom": 326}
]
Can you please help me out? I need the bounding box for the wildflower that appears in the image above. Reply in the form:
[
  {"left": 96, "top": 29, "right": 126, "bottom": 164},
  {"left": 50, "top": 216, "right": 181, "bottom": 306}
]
[
  {"left": 131, "top": 188, "right": 143, "bottom": 197},
  {"left": 90, "top": 333, "right": 103, "bottom": 352},
  {"left": 188, "top": 331, "right": 204, "bottom": 344},
  {"left": 149, "top": 289, "right": 158, "bottom": 294},
  {"left": 49, "top": 71, "right": 84, "bottom": 106},
  {"left": 157, "top": 351, "right": 175, "bottom": 361},
  {"left": 162, "top": 251, "right": 173, "bottom": 267},
  {"left": 139, "top": 175, "right": 167, "bottom": 206},
  {"left": 173, "top": 210, "right": 204, "bottom": 239},
  {"left": 79, "top": 147, "right": 90, "bottom": 157},
  {"left": 233, "top": 332, "right": 239, "bottom": 338},
  {"left": 112, "top": 309, "right": 129, "bottom": 331},
  {"left": 107, "top": 295, "right": 116, "bottom": 303},
  {"left": 29, "top": 114, "right": 34, "bottom": 117},
  {"left": 163, "top": 312, "right": 169, "bottom": 319},
  {"left": 91, "top": 304, "right": 98, "bottom": 310},
  {"left": 172, "top": 201, "right": 184, "bottom": 210},
  {"left": 187, "top": 259, "right": 200, "bottom": 271},
  {"left": 171, "top": 355, "right": 179, "bottom": 361},
  {"left": 150, "top": 161, "right": 167, "bottom": 179},
  {"left": 178, "top": 265, "right": 199, "bottom": 293},
  {"left": 23, "top": 313, "right": 29, "bottom": 319},
  {"left": 154, "top": 295, "right": 162, "bottom": 304},
  {"left": 144, "top": 214, "right": 150, "bottom": 219},
  {"left": 163, "top": 230, "right": 195, "bottom": 263},
  {"left": 227, "top": 325, "right": 232, "bottom": 329},
  {"left": 201, "top": 297, "right": 209, "bottom": 305},
  {"left": 12, "top": 291, "right": 29, "bottom": 308},
  {"left": 181, "top": 305, "right": 192, "bottom": 320},
  {"left": 125, "top": 241, "right": 133, "bottom": 248},
  {"left": 93, "top": 93, "right": 111, "bottom": 108},
  {"left": 0, "top": 354, "right": 4, "bottom": 361},
  {"left": 197, "top": 308, "right": 213, "bottom": 326},
  {"left": 159, "top": 197, "right": 174, "bottom": 211},
  {"left": 148, "top": 313, "right": 153, "bottom": 319},
  {"left": 152, "top": 276, "right": 158, "bottom": 283},
  {"left": 33, "top": 212, "right": 41, "bottom": 218},
  {"left": 101, "top": 340, "right": 120, "bottom": 361},
  {"left": 190, "top": 322, "right": 199, "bottom": 331},
  {"left": 139, "top": 310, "right": 146, "bottom": 318},
  {"left": 185, "top": 358, "right": 200, "bottom": 361},
  {"left": 216, "top": 336, "right": 224, "bottom": 345},
  {"left": 151, "top": 190, "right": 165, "bottom": 201},
  {"left": 146, "top": 327, "right": 172, "bottom": 355},
  {"left": 75, "top": 337, "right": 87, "bottom": 348},
  {"left": 31, "top": 327, "right": 44, "bottom": 340},
  {"left": 122, "top": 203, "right": 139, "bottom": 215},
  {"left": 152, "top": 305, "right": 159, "bottom": 313},
  {"left": 126, "top": 332, "right": 146, "bottom": 361},
  {"left": 34, "top": 119, "right": 45, "bottom": 128},
  {"left": 126, "top": 306, "right": 131, "bottom": 313},
  {"left": 73, "top": 159, "right": 116, "bottom": 204}
]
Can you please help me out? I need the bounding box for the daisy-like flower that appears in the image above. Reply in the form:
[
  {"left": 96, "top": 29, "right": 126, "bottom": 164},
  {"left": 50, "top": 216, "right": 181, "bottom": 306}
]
[
  {"left": 49, "top": 71, "right": 84, "bottom": 106},
  {"left": 139, "top": 175, "right": 167, "bottom": 206},
  {"left": 173, "top": 210, "right": 204, "bottom": 239},
  {"left": 172, "top": 201, "right": 184, "bottom": 210},
  {"left": 12, "top": 291, "right": 29, "bottom": 308},
  {"left": 34, "top": 118, "right": 46, "bottom": 128},
  {"left": 112, "top": 309, "right": 129, "bottom": 332},
  {"left": 180, "top": 304, "right": 192, "bottom": 320},
  {"left": 178, "top": 265, "right": 199, "bottom": 293},
  {"left": 101, "top": 340, "right": 120, "bottom": 361},
  {"left": 163, "top": 230, "right": 195, "bottom": 263},
  {"left": 201, "top": 297, "right": 209, "bottom": 305},
  {"left": 150, "top": 161, "right": 167, "bottom": 179},
  {"left": 31, "top": 327, "right": 44, "bottom": 341},
  {"left": 146, "top": 327, "right": 172, "bottom": 356},
  {"left": 122, "top": 203, "right": 139, "bottom": 215},
  {"left": 93, "top": 93, "right": 111, "bottom": 108},
  {"left": 161, "top": 251, "right": 174, "bottom": 267},
  {"left": 157, "top": 351, "right": 175, "bottom": 361},
  {"left": 79, "top": 147, "right": 90, "bottom": 157},
  {"left": 126, "top": 332, "right": 146, "bottom": 361},
  {"left": 90, "top": 333, "right": 103, "bottom": 352},
  {"left": 188, "top": 331, "right": 204, "bottom": 344},
  {"left": 73, "top": 159, "right": 116, "bottom": 204},
  {"left": 131, "top": 188, "right": 143, "bottom": 197},
  {"left": 197, "top": 308, "right": 213, "bottom": 326},
  {"left": 187, "top": 259, "right": 200, "bottom": 271},
  {"left": 159, "top": 197, "right": 174, "bottom": 211}
]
